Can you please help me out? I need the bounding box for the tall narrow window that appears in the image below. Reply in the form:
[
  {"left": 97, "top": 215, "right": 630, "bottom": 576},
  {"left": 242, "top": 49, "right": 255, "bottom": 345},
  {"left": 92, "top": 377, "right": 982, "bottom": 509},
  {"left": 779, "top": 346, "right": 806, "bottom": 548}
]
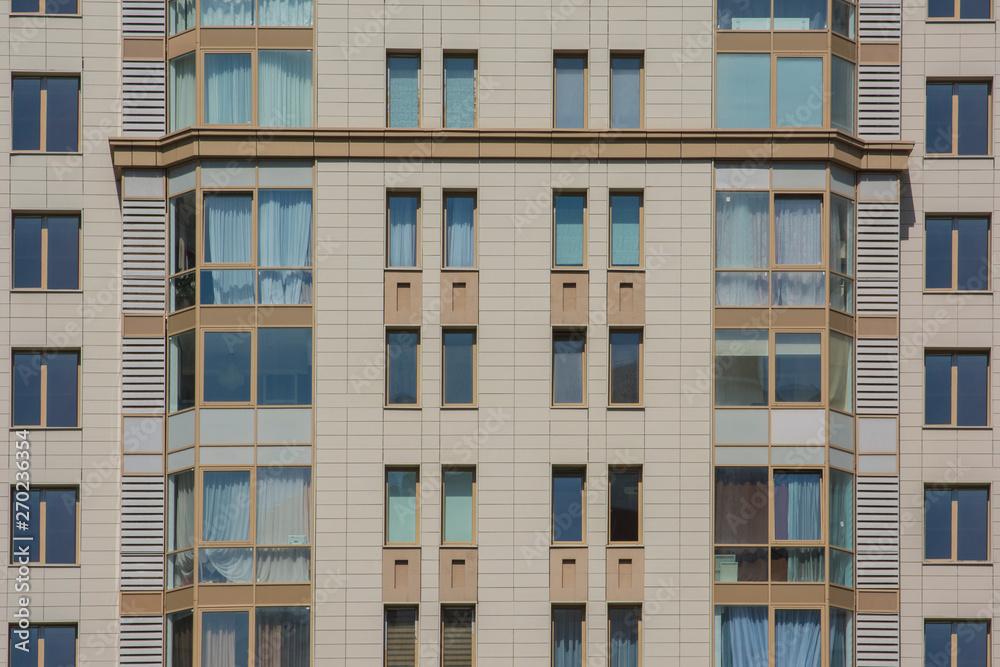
[
  {"left": 553, "top": 330, "right": 585, "bottom": 405},
  {"left": 386, "top": 468, "right": 419, "bottom": 545},
  {"left": 166, "top": 610, "right": 194, "bottom": 666},
  {"left": 169, "top": 53, "right": 196, "bottom": 133},
  {"left": 201, "top": 611, "right": 249, "bottom": 667},
  {"left": 442, "top": 468, "right": 475, "bottom": 544},
  {"left": 257, "top": 189, "right": 313, "bottom": 305},
  {"left": 255, "top": 607, "right": 310, "bottom": 667},
  {"left": 10, "top": 488, "right": 78, "bottom": 564},
  {"left": 256, "top": 468, "right": 311, "bottom": 583},
  {"left": 609, "top": 468, "right": 640, "bottom": 543},
  {"left": 610, "top": 54, "right": 642, "bottom": 129},
  {"left": 715, "top": 191, "right": 770, "bottom": 305},
  {"left": 774, "top": 333, "right": 822, "bottom": 403},
  {"left": 388, "top": 53, "right": 420, "bottom": 128},
  {"left": 169, "top": 0, "right": 196, "bottom": 32},
  {"left": 714, "top": 329, "right": 768, "bottom": 406},
  {"left": 444, "top": 54, "right": 476, "bottom": 128},
  {"left": 554, "top": 54, "right": 586, "bottom": 128},
  {"left": 12, "top": 76, "right": 79, "bottom": 152},
  {"left": 167, "top": 469, "right": 195, "bottom": 589},
  {"left": 924, "top": 351, "right": 989, "bottom": 426},
  {"left": 552, "top": 607, "right": 584, "bottom": 667},
  {"left": 442, "top": 330, "right": 475, "bottom": 406},
  {"left": 387, "top": 193, "right": 419, "bottom": 268},
  {"left": 829, "top": 470, "right": 854, "bottom": 587},
  {"left": 775, "top": 609, "right": 822, "bottom": 667},
  {"left": 385, "top": 608, "right": 417, "bottom": 667},
  {"left": 829, "top": 609, "right": 853, "bottom": 667},
  {"left": 552, "top": 468, "right": 585, "bottom": 543},
  {"left": 8, "top": 626, "right": 78, "bottom": 667},
  {"left": 12, "top": 215, "right": 80, "bottom": 290},
  {"left": 832, "top": 0, "right": 856, "bottom": 38},
  {"left": 924, "top": 486, "right": 989, "bottom": 561},
  {"left": 441, "top": 607, "right": 474, "bottom": 666},
  {"left": 444, "top": 193, "right": 475, "bottom": 268},
  {"left": 926, "top": 81, "right": 990, "bottom": 156},
  {"left": 12, "top": 351, "right": 80, "bottom": 427},
  {"left": 259, "top": 50, "right": 313, "bottom": 127},
  {"left": 829, "top": 332, "right": 854, "bottom": 413},
  {"left": 925, "top": 217, "right": 990, "bottom": 291},
  {"left": 830, "top": 193, "right": 855, "bottom": 313},
  {"left": 716, "top": 54, "right": 769, "bottom": 129},
  {"left": 203, "top": 331, "right": 252, "bottom": 402},
  {"left": 387, "top": 329, "right": 419, "bottom": 405},
  {"left": 924, "top": 621, "right": 989, "bottom": 667},
  {"left": 610, "top": 193, "right": 641, "bottom": 267},
  {"left": 608, "top": 607, "right": 640, "bottom": 667},
  {"left": 204, "top": 193, "right": 253, "bottom": 264},
  {"left": 777, "top": 57, "right": 823, "bottom": 128},
  {"left": 714, "top": 607, "right": 768, "bottom": 665},
  {"left": 170, "top": 191, "right": 197, "bottom": 310},
  {"left": 168, "top": 330, "right": 195, "bottom": 412},
  {"left": 204, "top": 53, "right": 252, "bottom": 124},
  {"left": 609, "top": 330, "right": 641, "bottom": 405},
  {"left": 831, "top": 56, "right": 856, "bottom": 134},
  {"left": 553, "top": 193, "right": 586, "bottom": 268}
]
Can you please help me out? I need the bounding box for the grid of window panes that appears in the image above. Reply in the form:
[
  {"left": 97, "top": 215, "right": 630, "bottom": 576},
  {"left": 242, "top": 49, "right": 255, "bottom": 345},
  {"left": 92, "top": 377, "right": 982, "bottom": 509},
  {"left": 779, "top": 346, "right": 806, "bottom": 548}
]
[
  {"left": 717, "top": 0, "right": 859, "bottom": 33},
  {"left": 168, "top": 0, "right": 312, "bottom": 33}
]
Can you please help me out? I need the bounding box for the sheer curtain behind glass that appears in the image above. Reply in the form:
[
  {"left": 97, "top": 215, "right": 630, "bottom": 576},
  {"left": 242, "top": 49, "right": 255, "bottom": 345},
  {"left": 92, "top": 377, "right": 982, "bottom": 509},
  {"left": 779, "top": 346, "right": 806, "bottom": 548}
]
[
  {"left": 200, "top": 0, "right": 252, "bottom": 25},
  {"left": 444, "top": 56, "right": 475, "bottom": 128},
  {"left": 775, "top": 198, "right": 821, "bottom": 265},
  {"left": 446, "top": 195, "right": 475, "bottom": 267},
  {"left": 204, "top": 194, "right": 252, "bottom": 263},
  {"left": 201, "top": 611, "right": 249, "bottom": 667},
  {"left": 259, "top": 0, "right": 311, "bottom": 25},
  {"left": 258, "top": 189, "right": 313, "bottom": 304},
  {"left": 259, "top": 50, "right": 313, "bottom": 127},
  {"left": 775, "top": 609, "right": 822, "bottom": 667},
  {"left": 388, "top": 195, "right": 418, "bottom": 267},
  {"left": 609, "top": 607, "right": 639, "bottom": 667},
  {"left": 202, "top": 471, "right": 251, "bottom": 542},
  {"left": 715, "top": 191, "right": 769, "bottom": 305},
  {"left": 553, "top": 608, "right": 583, "bottom": 667},
  {"left": 388, "top": 55, "right": 420, "bottom": 128},
  {"left": 714, "top": 606, "right": 768, "bottom": 667},
  {"left": 554, "top": 194, "right": 585, "bottom": 267},
  {"left": 169, "top": 54, "right": 195, "bottom": 132},
  {"left": 256, "top": 467, "right": 311, "bottom": 582},
  {"left": 256, "top": 607, "right": 310, "bottom": 667},
  {"left": 204, "top": 53, "right": 251, "bottom": 124},
  {"left": 774, "top": 472, "right": 822, "bottom": 540}
]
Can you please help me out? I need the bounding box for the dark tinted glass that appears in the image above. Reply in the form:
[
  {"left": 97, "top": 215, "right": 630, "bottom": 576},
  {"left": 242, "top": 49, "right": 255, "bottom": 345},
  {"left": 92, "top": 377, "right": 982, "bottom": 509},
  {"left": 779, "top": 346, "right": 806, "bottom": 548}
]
[
  {"left": 956, "top": 621, "right": 989, "bottom": 666},
  {"left": 46, "top": 77, "right": 79, "bottom": 152},
  {"left": 12, "top": 0, "right": 39, "bottom": 10},
  {"left": 171, "top": 192, "right": 197, "bottom": 274},
  {"left": 258, "top": 327, "right": 312, "bottom": 405},
  {"left": 774, "top": 333, "right": 822, "bottom": 403},
  {"left": 13, "top": 78, "right": 41, "bottom": 151},
  {"left": 11, "top": 490, "right": 40, "bottom": 562},
  {"left": 957, "top": 82, "right": 989, "bottom": 155},
  {"left": 46, "top": 0, "right": 78, "bottom": 13},
  {"left": 443, "top": 330, "right": 474, "bottom": 405},
  {"left": 925, "top": 218, "right": 953, "bottom": 289},
  {"left": 927, "top": 0, "right": 953, "bottom": 16},
  {"left": 924, "top": 487, "right": 952, "bottom": 559},
  {"left": 553, "top": 470, "right": 584, "bottom": 542},
  {"left": 9, "top": 627, "right": 38, "bottom": 667},
  {"left": 609, "top": 468, "right": 640, "bottom": 542},
  {"left": 714, "top": 467, "right": 768, "bottom": 544},
  {"left": 13, "top": 352, "right": 42, "bottom": 426},
  {"left": 203, "top": 332, "right": 252, "bottom": 402},
  {"left": 553, "top": 332, "right": 585, "bottom": 404},
  {"left": 924, "top": 621, "right": 952, "bottom": 667},
  {"left": 956, "top": 218, "right": 989, "bottom": 290},
  {"left": 13, "top": 216, "right": 42, "bottom": 288},
  {"left": 44, "top": 489, "right": 77, "bottom": 564},
  {"left": 47, "top": 216, "right": 80, "bottom": 289},
  {"left": 45, "top": 352, "right": 79, "bottom": 427},
  {"left": 956, "top": 353, "right": 988, "bottom": 426},
  {"left": 956, "top": 487, "right": 989, "bottom": 561},
  {"left": 960, "top": 0, "right": 990, "bottom": 17},
  {"left": 926, "top": 83, "right": 953, "bottom": 154},
  {"left": 610, "top": 330, "right": 641, "bottom": 404},
  {"left": 169, "top": 330, "right": 196, "bottom": 412},
  {"left": 924, "top": 354, "right": 952, "bottom": 425},
  {"left": 386, "top": 330, "right": 418, "bottom": 405}
]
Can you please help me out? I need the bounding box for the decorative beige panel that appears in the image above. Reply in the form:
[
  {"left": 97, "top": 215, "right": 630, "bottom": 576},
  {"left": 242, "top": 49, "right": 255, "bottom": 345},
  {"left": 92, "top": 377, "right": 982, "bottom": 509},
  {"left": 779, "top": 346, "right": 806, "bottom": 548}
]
[
  {"left": 439, "top": 548, "right": 478, "bottom": 602},
  {"left": 607, "top": 271, "right": 645, "bottom": 326},
  {"left": 549, "top": 547, "right": 588, "bottom": 602},
  {"left": 383, "top": 548, "right": 421, "bottom": 603},
  {"left": 551, "top": 272, "right": 589, "bottom": 326},
  {"left": 440, "top": 271, "right": 479, "bottom": 325},
  {"left": 606, "top": 547, "right": 644, "bottom": 602},
  {"left": 384, "top": 271, "right": 423, "bottom": 325}
]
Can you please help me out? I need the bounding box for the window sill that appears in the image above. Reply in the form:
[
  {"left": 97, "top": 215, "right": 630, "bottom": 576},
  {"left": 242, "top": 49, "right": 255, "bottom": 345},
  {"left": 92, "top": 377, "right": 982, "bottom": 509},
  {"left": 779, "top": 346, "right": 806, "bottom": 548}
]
[
  {"left": 385, "top": 266, "right": 421, "bottom": 272},
  {"left": 8, "top": 563, "right": 80, "bottom": 568},
  {"left": 922, "top": 290, "right": 992, "bottom": 295},
  {"left": 551, "top": 266, "right": 588, "bottom": 272},
  {"left": 925, "top": 18, "right": 995, "bottom": 23},
  {"left": 552, "top": 404, "right": 588, "bottom": 409},
  {"left": 11, "top": 151, "right": 82, "bottom": 156},
  {"left": 10, "top": 12, "right": 82, "bottom": 17},
  {"left": 441, "top": 405, "right": 478, "bottom": 410},
  {"left": 924, "top": 154, "right": 993, "bottom": 160},
  {"left": 385, "top": 405, "right": 421, "bottom": 410},
  {"left": 923, "top": 560, "right": 992, "bottom": 566},
  {"left": 11, "top": 289, "right": 83, "bottom": 294},
  {"left": 9, "top": 426, "right": 82, "bottom": 431},
  {"left": 922, "top": 425, "right": 992, "bottom": 430},
  {"left": 608, "top": 405, "right": 644, "bottom": 411},
  {"left": 442, "top": 267, "right": 477, "bottom": 272}
]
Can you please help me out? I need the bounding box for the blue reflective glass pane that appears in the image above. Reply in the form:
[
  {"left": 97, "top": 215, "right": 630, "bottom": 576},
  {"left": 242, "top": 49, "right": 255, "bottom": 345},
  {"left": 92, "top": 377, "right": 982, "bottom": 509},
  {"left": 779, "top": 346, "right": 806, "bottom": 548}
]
[
  {"left": 610, "top": 331, "right": 641, "bottom": 405},
  {"left": 554, "top": 195, "right": 585, "bottom": 267},
  {"left": 717, "top": 54, "right": 770, "bottom": 128},
  {"left": 13, "top": 78, "right": 41, "bottom": 151},
  {"left": 43, "top": 489, "right": 76, "bottom": 564},
  {"left": 927, "top": 0, "right": 954, "bottom": 16},
  {"left": 203, "top": 332, "right": 252, "bottom": 402},
  {"left": 13, "top": 217, "right": 42, "bottom": 288},
  {"left": 388, "top": 55, "right": 420, "bottom": 128},
  {"left": 12, "top": 0, "right": 39, "bottom": 11},
  {"left": 611, "top": 56, "right": 641, "bottom": 129},
  {"left": 387, "top": 330, "right": 419, "bottom": 405},
  {"left": 553, "top": 471, "right": 584, "bottom": 542},
  {"left": 959, "top": 0, "right": 990, "bottom": 17},
  {"left": 957, "top": 82, "right": 989, "bottom": 155},
  {"left": 553, "top": 333, "right": 585, "bottom": 404},
  {"left": 442, "top": 469, "right": 474, "bottom": 543},
  {"left": 443, "top": 331, "right": 474, "bottom": 405},
  {"left": 957, "top": 218, "right": 989, "bottom": 290},
  {"left": 46, "top": 216, "right": 79, "bottom": 289},
  {"left": 13, "top": 353, "right": 42, "bottom": 426},
  {"left": 610, "top": 194, "right": 641, "bottom": 267},
  {"left": 11, "top": 490, "right": 41, "bottom": 562},
  {"left": 924, "top": 487, "right": 952, "bottom": 559},
  {"left": 45, "top": 352, "right": 78, "bottom": 427},
  {"left": 774, "top": 333, "right": 822, "bottom": 402},
  {"left": 258, "top": 327, "right": 312, "bottom": 405},
  {"left": 956, "top": 621, "right": 989, "bottom": 667},
  {"left": 777, "top": 58, "right": 823, "bottom": 127},
  {"left": 555, "top": 56, "right": 585, "bottom": 128},
  {"left": 42, "top": 626, "right": 76, "bottom": 667},
  {"left": 925, "top": 219, "right": 953, "bottom": 289},
  {"left": 10, "top": 627, "right": 39, "bottom": 667},
  {"left": 956, "top": 487, "right": 989, "bottom": 561},
  {"left": 924, "top": 622, "right": 952, "bottom": 667},
  {"left": 201, "top": 269, "right": 255, "bottom": 305},
  {"left": 45, "top": 0, "right": 77, "bottom": 14},
  {"left": 926, "top": 84, "right": 953, "bottom": 154},
  {"left": 924, "top": 354, "right": 953, "bottom": 425},
  {"left": 956, "top": 353, "right": 988, "bottom": 426},
  {"left": 46, "top": 78, "right": 79, "bottom": 152},
  {"left": 444, "top": 56, "right": 475, "bottom": 128}
]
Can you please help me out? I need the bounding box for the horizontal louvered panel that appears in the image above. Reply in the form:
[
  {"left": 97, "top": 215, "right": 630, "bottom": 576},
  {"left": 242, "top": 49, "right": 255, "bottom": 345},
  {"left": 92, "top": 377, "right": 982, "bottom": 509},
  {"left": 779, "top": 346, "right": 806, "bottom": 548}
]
[
  {"left": 123, "top": 198, "right": 166, "bottom": 314},
  {"left": 123, "top": 62, "right": 166, "bottom": 136},
  {"left": 857, "top": 201, "right": 900, "bottom": 315},
  {"left": 857, "top": 339, "right": 899, "bottom": 415},
  {"left": 119, "top": 616, "right": 164, "bottom": 666},
  {"left": 858, "top": 0, "right": 901, "bottom": 41},
  {"left": 857, "top": 613, "right": 899, "bottom": 666},
  {"left": 857, "top": 477, "right": 899, "bottom": 589},
  {"left": 858, "top": 65, "right": 901, "bottom": 140},
  {"left": 121, "top": 477, "right": 165, "bottom": 554},
  {"left": 123, "top": 338, "right": 166, "bottom": 413},
  {"left": 121, "top": 553, "right": 165, "bottom": 591},
  {"left": 122, "top": 0, "right": 165, "bottom": 36}
]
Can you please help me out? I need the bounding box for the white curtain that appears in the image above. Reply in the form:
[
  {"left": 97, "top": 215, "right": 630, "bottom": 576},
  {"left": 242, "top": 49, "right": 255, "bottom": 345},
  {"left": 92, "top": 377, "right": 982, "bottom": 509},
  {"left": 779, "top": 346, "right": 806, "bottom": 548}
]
[
  {"left": 204, "top": 53, "right": 251, "bottom": 124},
  {"left": 202, "top": 471, "right": 251, "bottom": 541},
  {"left": 200, "top": 0, "right": 252, "bottom": 26},
  {"left": 258, "top": 189, "right": 313, "bottom": 303},
  {"left": 168, "top": 470, "right": 194, "bottom": 551},
  {"left": 785, "top": 548, "right": 824, "bottom": 582},
  {"left": 775, "top": 610, "right": 822, "bottom": 667},
  {"left": 199, "top": 547, "right": 253, "bottom": 583},
  {"left": 168, "top": 54, "right": 195, "bottom": 133},
  {"left": 553, "top": 608, "right": 583, "bottom": 667},
  {"left": 168, "top": 0, "right": 195, "bottom": 34},
  {"left": 609, "top": 608, "right": 639, "bottom": 667},
  {"left": 715, "top": 606, "right": 768, "bottom": 667},
  {"left": 259, "top": 50, "right": 313, "bottom": 127},
  {"left": 203, "top": 269, "right": 254, "bottom": 305},
  {"left": 168, "top": 549, "right": 194, "bottom": 588},
  {"left": 256, "top": 467, "right": 311, "bottom": 543},
  {"left": 259, "top": 0, "right": 311, "bottom": 25},
  {"left": 716, "top": 271, "right": 769, "bottom": 306},
  {"left": 201, "top": 612, "right": 249, "bottom": 667},
  {"left": 388, "top": 195, "right": 418, "bottom": 267},
  {"left": 256, "top": 547, "right": 310, "bottom": 583},
  {"left": 775, "top": 198, "right": 821, "bottom": 264},
  {"left": 775, "top": 472, "right": 822, "bottom": 540},
  {"left": 204, "top": 194, "right": 252, "bottom": 263},
  {"left": 771, "top": 271, "right": 825, "bottom": 306},
  {"left": 716, "top": 192, "right": 769, "bottom": 268},
  {"left": 446, "top": 196, "right": 475, "bottom": 267}
]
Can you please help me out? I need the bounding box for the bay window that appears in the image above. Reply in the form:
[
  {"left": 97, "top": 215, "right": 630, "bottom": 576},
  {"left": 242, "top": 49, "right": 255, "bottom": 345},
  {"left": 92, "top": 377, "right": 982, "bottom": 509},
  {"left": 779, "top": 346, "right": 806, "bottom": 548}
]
[
  {"left": 205, "top": 54, "right": 252, "bottom": 125},
  {"left": 776, "top": 58, "right": 823, "bottom": 127},
  {"left": 775, "top": 333, "right": 821, "bottom": 403},
  {"left": 169, "top": 53, "right": 196, "bottom": 133}
]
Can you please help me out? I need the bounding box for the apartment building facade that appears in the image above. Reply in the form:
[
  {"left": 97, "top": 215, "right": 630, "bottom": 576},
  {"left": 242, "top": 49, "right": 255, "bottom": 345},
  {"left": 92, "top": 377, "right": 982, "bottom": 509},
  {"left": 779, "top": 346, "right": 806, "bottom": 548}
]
[{"left": 1, "top": 0, "right": 997, "bottom": 664}]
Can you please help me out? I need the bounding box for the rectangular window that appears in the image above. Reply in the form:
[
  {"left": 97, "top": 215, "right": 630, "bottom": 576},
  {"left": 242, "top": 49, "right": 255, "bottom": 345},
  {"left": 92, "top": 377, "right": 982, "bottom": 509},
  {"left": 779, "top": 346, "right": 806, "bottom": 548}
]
[
  {"left": 169, "top": 191, "right": 196, "bottom": 310},
  {"left": 204, "top": 53, "right": 252, "bottom": 124},
  {"left": 257, "top": 189, "right": 313, "bottom": 305},
  {"left": 168, "top": 330, "right": 196, "bottom": 413},
  {"left": 166, "top": 610, "right": 193, "bottom": 666},
  {"left": 259, "top": 0, "right": 312, "bottom": 25},
  {"left": 12, "top": 214, "right": 80, "bottom": 290},
  {"left": 609, "top": 329, "right": 642, "bottom": 406},
  {"left": 444, "top": 54, "right": 476, "bottom": 128},
  {"left": 610, "top": 53, "right": 642, "bottom": 129},
  {"left": 777, "top": 57, "right": 823, "bottom": 127},
  {"left": 554, "top": 54, "right": 586, "bottom": 128},
  {"left": 716, "top": 54, "right": 770, "bottom": 129},
  {"left": 203, "top": 331, "right": 252, "bottom": 403},
  {"left": 387, "top": 329, "right": 419, "bottom": 405},
  {"left": 831, "top": 56, "right": 856, "bottom": 133},
  {"left": 609, "top": 468, "right": 641, "bottom": 543},
  {"left": 166, "top": 469, "right": 194, "bottom": 589},
  {"left": 775, "top": 610, "right": 822, "bottom": 667},
  {"left": 257, "top": 327, "right": 312, "bottom": 406},
  {"left": 553, "top": 330, "right": 586, "bottom": 405},
  {"left": 929, "top": 0, "right": 991, "bottom": 18},
  {"left": 925, "top": 486, "right": 989, "bottom": 561},
  {"left": 204, "top": 193, "right": 253, "bottom": 263},
  {"left": 385, "top": 607, "right": 417, "bottom": 666},
  {"left": 715, "top": 190, "right": 770, "bottom": 306},
  {"left": 926, "top": 217, "right": 990, "bottom": 291},
  {"left": 202, "top": 0, "right": 252, "bottom": 24},
  {"left": 715, "top": 467, "right": 769, "bottom": 544},
  {"left": 12, "top": 351, "right": 79, "bottom": 427},
  {"left": 610, "top": 193, "right": 642, "bottom": 267},
  {"left": 552, "top": 468, "right": 585, "bottom": 543},
  {"left": 202, "top": 470, "right": 251, "bottom": 543},
  {"left": 442, "top": 330, "right": 475, "bottom": 406},
  {"left": 386, "top": 468, "right": 419, "bottom": 545},
  {"left": 255, "top": 607, "right": 310, "bottom": 666},
  {"left": 553, "top": 193, "right": 586, "bottom": 268},
  {"left": 830, "top": 608, "right": 854, "bottom": 667},
  {"left": 608, "top": 607, "right": 640, "bottom": 667},
  {"left": 388, "top": 53, "right": 420, "bottom": 128},
  {"left": 258, "top": 50, "right": 313, "bottom": 127},
  {"left": 168, "top": 0, "right": 196, "bottom": 33},
  {"left": 10, "top": 488, "right": 78, "bottom": 564},
  {"left": 774, "top": 333, "right": 822, "bottom": 403},
  {"left": 830, "top": 193, "right": 855, "bottom": 313},
  {"left": 775, "top": 0, "right": 827, "bottom": 28},
  {"left": 832, "top": 0, "right": 856, "bottom": 38},
  {"left": 441, "top": 607, "right": 474, "bottom": 666},
  {"left": 718, "top": 0, "right": 770, "bottom": 28},
  {"left": 552, "top": 607, "right": 584, "bottom": 667},
  {"left": 201, "top": 611, "right": 249, "bottom": 667},
  {"left": 714, "top": 329, "right": 768, "bottom": 406},
  {"left": 169, "top": 53, "right": 196, "bottom": 133},
  {"left": 8, "top": 625, "right": 77, "bottom": 667},
  {"left": 444, "top": 193, "right": 475, "bottom": 268},
  {"left": 442, "top": 468, "right": 475, "bottom": 544},
  {"left": 13, "top": 76, "right": 79, "bottom": 152},
  {"left": 387, "top": 193, "right": 419, "bottom": 268},
  {"left": 774, "top": 471, "right": 822, "bottom": 540},
  {"left": 925, "top": 621, "right": 989, "bottom": 667},
  {"left": 926, "top": 81, "right": 990, "bottom": 155},
  {"left": 715, "top": 607, "right": 768, "bottom": 665},
  {"left": 12, "top": 0, "right": 76, "bottom": 13},
  {"left": 924, "top": 351, "right": 989, "bottom": 426},
  {"left": 829, "top": 332, "right": 853, "bottom": 413}
]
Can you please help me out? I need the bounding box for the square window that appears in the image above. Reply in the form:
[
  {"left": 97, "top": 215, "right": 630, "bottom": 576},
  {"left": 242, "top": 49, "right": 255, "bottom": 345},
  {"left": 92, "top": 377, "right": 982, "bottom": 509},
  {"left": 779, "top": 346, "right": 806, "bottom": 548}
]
[
  {"left": 168, "top": 0, "right": 196, "bottom": 33},
  {"left": 609, "top": 329, "right": 642, "bottom": 406},
  {"left": 10, "top": 488, "right": 78, "bottom": 564},
  {"left": 553, "top": 193, "right": 586, "bottom": 268},
  {"left": 924, "top": 486, "right": 989, "bottom": 561},
  {"left": 387, "top": 329, "right": 420, "bottom": 405},
  {"left": 554, "top": 54, "right": 587, "bottom": 128},
  {"left": 12, "top": 351, "right": 80, "bottom": 427},
  {"left": 552, "top": 468, "right": 585, "bottom": 543},
  {"left": 444, "top": 193, "right": 476, "bottom": 268},
  {"left": 610, "top": 54, "right": 642, "bottom": 129},
  {"left": 444, "top": 54, "right": 476, "bottom": 128},
  {"left": 926, "top": 81, "right": 990, "bottom": 156},
  {"left": 386, "top": 468, "right": 419, "bottom": 545},
  {"left": 255, "top": 608, "right": 310, "bottom": 665},
  {"left": 387, "top": 193, "right": 419, "bottom": 268},
  {"left": 609, "top": 467, "right": 641, "bottom": 543},
  {"left": 203, "top": 331, "right": 252, "bottom": 403},
  {"left": 388, "top": 53, "right": 420, "bottom": 128},
  {"left": 552, "top": 607, "right": 584, "bottom": 666},
  {"left": 12, "top": 215, "right": 80, "bottom": 290},
  {"left": 610, "top": 193, "right": 642, "bottom": 267},
  {"left": 715, "top": 607, "right": 768, "bottom": 665},
  {"left": 926, "top": 217, "right": 990, "bottom": 291},
  {"left": 441, "top": 607, "right": 475, "bottom": 665},
  {"left": 925, "top": 620, "right": 989, "bottom": 667},
  {"left": 13, "top": 76, "right": 79, "bottom": 152},
  {"left": 257, "top": 327, "right": 312, "bottom": 406},
  {"left": 442, "top": 330, "right": 475, "bottom": 406},
  {"left": 8, "top": 625, "right": 77, "bottom": 667},
  {"left": 924, "top": 351, "right": 989, "bottom": 426},
  {"left": 553, "top": 330, "right": 586, "bottom": 405},
  {"left": 442, "top": 468, "right": 475, "bottom": 544},
  {"left": 385, "top": 607, "right": 418, "bottom": 666}
]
